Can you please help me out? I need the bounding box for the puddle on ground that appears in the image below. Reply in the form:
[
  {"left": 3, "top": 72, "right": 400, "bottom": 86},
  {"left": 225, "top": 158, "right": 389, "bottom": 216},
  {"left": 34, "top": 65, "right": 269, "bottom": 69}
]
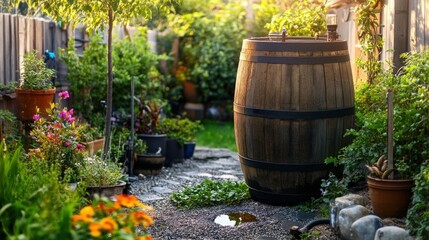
[{"left": 214, "top": 212, "right": 257, "bottom": 226}]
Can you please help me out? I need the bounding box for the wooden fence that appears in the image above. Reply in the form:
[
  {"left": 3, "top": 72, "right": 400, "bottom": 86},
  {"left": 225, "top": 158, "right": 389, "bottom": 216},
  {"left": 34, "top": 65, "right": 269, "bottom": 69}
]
[{"left": 0, "top": 13, "right": 71, "bottom": 86}]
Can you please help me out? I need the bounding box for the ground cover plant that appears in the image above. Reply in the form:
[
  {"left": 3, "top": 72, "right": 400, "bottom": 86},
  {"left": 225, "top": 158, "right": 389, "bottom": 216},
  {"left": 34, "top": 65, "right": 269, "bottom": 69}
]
[{"left": 170, "top": 179, "right": 250, "bottom": 208}]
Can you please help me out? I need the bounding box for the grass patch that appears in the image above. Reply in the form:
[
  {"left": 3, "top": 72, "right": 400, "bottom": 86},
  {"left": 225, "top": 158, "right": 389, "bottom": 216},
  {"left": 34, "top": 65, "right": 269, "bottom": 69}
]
[
  {"left": 170, "top": 180, "right": 250, "bottom": 208},
  {"left": 196, "top": 120, "right": 237, "bottom": 152}
]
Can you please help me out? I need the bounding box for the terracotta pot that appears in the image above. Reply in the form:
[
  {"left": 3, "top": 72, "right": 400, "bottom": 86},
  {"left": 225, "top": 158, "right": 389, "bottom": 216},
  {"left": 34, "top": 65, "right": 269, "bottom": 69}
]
[
  {"left": 182, "top": 81, "right": 199, "bottom": 102},
  {"left": 86, "top": 180, "right": 126, "bottom": 200},
  {"left": 367, "top": 176, "right": 414, "bottom": 218},
  {"left": 15, "top": 88, "right": 56, "bottom": 122},
  {"left": 84, "top": 138, "right": 105, "bottom": 155}
]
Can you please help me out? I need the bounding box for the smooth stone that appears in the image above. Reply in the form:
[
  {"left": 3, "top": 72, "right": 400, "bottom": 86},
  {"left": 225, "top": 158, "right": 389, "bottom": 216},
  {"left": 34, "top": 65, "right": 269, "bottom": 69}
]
[
  {"left": 333, "top": 194, "right": 366, "bottom": 230},
  {"left": 374, "top": 226, "right": 412, "bottom": 240},
  {"left": 152, "top": 186, "right": 173, "bottom": 194},
  {"left": 350, "top": 215, "right": 383, "bottom": 240},
  {"left": 214, "top": 174, "right": 239, "bottom": 180},
  {"left": 339, "top": 205, "right": 370, "bottom": 240},
  {"left": 196, "top": 173, "right": 213, "bottom": 178},
  {"left": 139, "top": 194, "right": 164, "bottom": 202}
]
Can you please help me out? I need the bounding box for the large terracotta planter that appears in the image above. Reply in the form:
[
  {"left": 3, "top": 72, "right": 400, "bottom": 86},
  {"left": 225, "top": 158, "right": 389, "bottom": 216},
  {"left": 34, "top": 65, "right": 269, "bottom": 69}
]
[
  {"left": 84, "top": 138, "right": 105, "bottom": 155},
  {"left": 15, "top": 88, "right": 56, "bottom": 122},
  {"left": 86, "top": 180, "right": 126, "bottom": 200},
  {"left": 367, "top": 176, "right": 414, "bottom": 218}
]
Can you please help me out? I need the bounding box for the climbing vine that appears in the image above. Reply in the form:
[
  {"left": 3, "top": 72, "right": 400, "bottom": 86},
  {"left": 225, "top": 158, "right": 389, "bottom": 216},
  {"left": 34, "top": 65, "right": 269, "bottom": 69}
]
[{"left": 355, "top": 0, "right": 384, "bottom": 84}]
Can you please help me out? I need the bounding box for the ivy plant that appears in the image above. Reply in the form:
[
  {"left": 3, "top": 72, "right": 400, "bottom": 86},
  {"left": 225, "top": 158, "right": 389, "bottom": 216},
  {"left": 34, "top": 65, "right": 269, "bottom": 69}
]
[{"left": 170, "top": 179, "right": 250, "bottom": 208}]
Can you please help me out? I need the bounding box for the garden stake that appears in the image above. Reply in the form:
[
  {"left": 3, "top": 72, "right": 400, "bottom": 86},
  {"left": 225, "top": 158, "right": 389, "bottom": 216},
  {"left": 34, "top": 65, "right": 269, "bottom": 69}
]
[
  {"left": 387, "top": 89, "right": 394, "bottom": 179},
  {"left": 128, "top": 77, "right": 138, "bottom": 182}
]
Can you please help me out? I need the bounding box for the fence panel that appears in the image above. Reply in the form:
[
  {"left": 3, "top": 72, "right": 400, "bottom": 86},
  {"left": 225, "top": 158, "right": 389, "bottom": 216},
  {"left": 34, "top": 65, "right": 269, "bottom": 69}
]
[{"left": 0, "top": 13, "right": 71, "bottom": 86}]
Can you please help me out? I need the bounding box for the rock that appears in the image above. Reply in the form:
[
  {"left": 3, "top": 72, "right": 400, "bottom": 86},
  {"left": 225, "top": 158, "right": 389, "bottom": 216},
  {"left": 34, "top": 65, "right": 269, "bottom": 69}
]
[
  {"left": 350, "top": 215, "right": 383, "bottom": 240},
  {"left": 338, "top": 205, "right": 370, "bottom": 240},
  {"left": 333, "top": 194, "right": 365, "bottom": 230},
  {"left": 374, "top": 226, "right": 412, "bottom": 240}
]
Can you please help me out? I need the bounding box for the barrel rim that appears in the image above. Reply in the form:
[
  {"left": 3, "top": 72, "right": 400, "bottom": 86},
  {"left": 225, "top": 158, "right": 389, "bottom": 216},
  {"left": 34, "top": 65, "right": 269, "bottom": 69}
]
[{"left": 242, "top": 38, "right": 349, "bottom": 52}]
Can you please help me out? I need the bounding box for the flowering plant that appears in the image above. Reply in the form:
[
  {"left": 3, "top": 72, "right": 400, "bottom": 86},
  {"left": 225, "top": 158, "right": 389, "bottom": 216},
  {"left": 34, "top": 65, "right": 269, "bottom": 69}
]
[
  {"left": 30, "top": 90, "right": 86, "bottom": 182},
  {"left": 72, "top": 194, "right": 154, "bottom": 240}
]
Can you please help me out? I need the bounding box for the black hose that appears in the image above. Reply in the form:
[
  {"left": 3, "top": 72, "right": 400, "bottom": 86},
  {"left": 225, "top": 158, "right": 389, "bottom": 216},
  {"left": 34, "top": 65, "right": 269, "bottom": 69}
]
[{"left": 289, "top": 218, "right": 330, "bottom": 239}]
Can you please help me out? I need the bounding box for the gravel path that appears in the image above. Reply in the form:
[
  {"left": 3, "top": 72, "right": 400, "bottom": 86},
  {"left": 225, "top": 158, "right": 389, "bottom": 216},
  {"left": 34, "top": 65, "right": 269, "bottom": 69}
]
[{"left": 129, "top": 147, "right": 338, "bottom": 240}]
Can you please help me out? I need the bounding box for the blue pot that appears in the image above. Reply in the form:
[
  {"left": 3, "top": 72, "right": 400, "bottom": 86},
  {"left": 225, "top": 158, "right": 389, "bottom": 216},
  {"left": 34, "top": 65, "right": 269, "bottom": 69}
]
[{"left": 183, "top": 142, "right": 196, "bottom": 159}]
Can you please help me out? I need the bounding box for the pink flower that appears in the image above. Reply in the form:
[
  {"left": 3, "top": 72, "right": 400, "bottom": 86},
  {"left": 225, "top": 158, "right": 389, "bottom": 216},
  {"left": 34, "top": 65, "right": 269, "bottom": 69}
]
[
  {"left": 76, "top": 143, "right": 85, "bottom": 150},
  {"left": 64, "top": 141, "right": 72, "bottom": 147},
  {"left": 59, "top": 91, "right": 70, "bottom": 99},
  {"left": 59, "top": 109, "right": 68, "bottom": 119},
  {"left": 33, "top": 114, "right": 40, "bottom": 121}
]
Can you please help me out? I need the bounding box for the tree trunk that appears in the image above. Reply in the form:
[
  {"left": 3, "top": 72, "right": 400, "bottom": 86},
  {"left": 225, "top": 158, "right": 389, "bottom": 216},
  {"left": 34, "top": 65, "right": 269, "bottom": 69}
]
[{"left": 103, "top": 8, "right": 114, "bottom": 159}]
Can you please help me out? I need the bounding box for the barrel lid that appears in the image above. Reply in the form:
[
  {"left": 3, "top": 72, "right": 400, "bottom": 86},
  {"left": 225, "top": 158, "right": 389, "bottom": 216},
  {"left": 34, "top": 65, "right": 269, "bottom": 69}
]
[{"left": 243, "top": 37, "right": 348, "bottom": 52}]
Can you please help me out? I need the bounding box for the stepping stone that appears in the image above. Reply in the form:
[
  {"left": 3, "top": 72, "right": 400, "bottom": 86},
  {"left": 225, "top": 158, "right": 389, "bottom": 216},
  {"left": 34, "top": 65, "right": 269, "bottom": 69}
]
[
  {"left": 160, "top": 179, "right": 181, "bottom": 185},
  {"left": 214, "top": 174, "right": 239, "bottom": 180},
  {"left": 196, "top": 164, "right": 223, "bottom": 169},
  {"left": 139, "top": 194, "right": 164, "bottom": 202},
  {"left": 176, "top": 175, "right": 193, "bottom": 181},
  {"left": 197, "top": 173, "right": 213, "bottom": 178},
  {"left": 152, "top": 187, "right": 173, "bottom": 194}
]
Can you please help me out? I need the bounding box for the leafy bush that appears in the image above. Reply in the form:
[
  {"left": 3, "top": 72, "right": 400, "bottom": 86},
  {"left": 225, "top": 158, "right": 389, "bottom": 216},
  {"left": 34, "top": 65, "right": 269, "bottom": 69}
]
[
  {"left": 170, "top": 179, "right": 250, "bottom": 208},
  {"left": 0, "top": 144, "right": 82, "bottom": 239},
  {"left": 266, "top": 0, "right": 326, "bottom": 37},
  {"left": 60, "top": 31, "right": 164, "bottom": 123},
  {"left": 59, "top": 35, "right": 107, "bottom": 124},
  {"left": 339, "top": 50, "right": 429, "bottom": 182},
  {"left": 159, "top": 117, "right": 203, "bottom": 144},
  {"left": 407, "top": 162, "right": 429, "bottom": 238},
  {"left": 79, "top": 155, "right": 124, "bottom": 187},
  {"left": 168, "top": 1, "right": 246, "bottom": 103}
]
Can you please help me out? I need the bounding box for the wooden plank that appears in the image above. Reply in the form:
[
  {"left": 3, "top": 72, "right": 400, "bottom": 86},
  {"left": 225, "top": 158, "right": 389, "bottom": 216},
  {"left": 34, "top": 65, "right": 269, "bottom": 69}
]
[
  {"left": 4, "top": 14, "right": 11, "bottom": 84},
  {"left": 393, "top": 0, "right": 409, "bottom": 72},
  {"left": 299, "top": 52, "right": 314, "bottom": 111},
  {"left": 265, "top": 63, "right": 282, "bottom": 162},
  {"left": 416, "top": 0, "right": 425, "bottom": 51},
  {"left": 0, "top": 14, "right": 5, "bottom": 85},
  {"left": 313, "top": 52, "right": 326, "bottom": 110},
  {"left": 324, "top": 51, "right": 336, "bottom": 109},
  {"left": 44, "top": 20, "right": 52, "bottom": 53},
  {"left": 18, "top": 15, "right": 26, "bottom": 83},
  {"left": 35, "top": 19, "right": 44, "bottom": 53},
  {"left": 426, "top": 0, "right": 429, "bottom": 46},
  {"left": 10, "top": 15, "right": 17, "bottom": 83},
  {"left": 280, "top": 63, "right": 291, "bottom": 110},
  {"left": 408, "top": 0, "right": 418, "bottom": 52}
]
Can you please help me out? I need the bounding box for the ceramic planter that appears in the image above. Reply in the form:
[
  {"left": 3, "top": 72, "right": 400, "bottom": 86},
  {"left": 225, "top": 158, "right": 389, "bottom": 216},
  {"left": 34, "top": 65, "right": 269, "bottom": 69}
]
[
  {"left": 165, "top": 138, "right": 184, "bottom": 167},
  {"left": 367, "top": 176, "right": 414, "bottom": 218},
  {"left": 15, "top": 88, "right": 56, "bottom": 122},
  {"left": 133, "top": 154, "right": 165, "bottom": 176},
  {"left": 86, "top": 180, "right": 126, "bottom": 200},
  {"left": 137, "top": 133, "right": 167, "bottom": 156},
  {"left": 183, "top": 142, "right": 196, "bottom": 159}
]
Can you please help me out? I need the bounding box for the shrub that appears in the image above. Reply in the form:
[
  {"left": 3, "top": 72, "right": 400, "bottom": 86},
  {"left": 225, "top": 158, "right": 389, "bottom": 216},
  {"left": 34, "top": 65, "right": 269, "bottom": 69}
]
[
  {"left": 168, "top": 1, "right": 246, "bottom": 103},
  {"left": 266, "top": 0, "right": 326, "bottom": 37},
  {"left": 339, "top": 50, "right": 429, "bottom": 182},
  {"left": 407, "top": 162, "right": 429, "bottom": 238},
  {"left": 0, "top": 144, "right": 82, "bottom": 239}
]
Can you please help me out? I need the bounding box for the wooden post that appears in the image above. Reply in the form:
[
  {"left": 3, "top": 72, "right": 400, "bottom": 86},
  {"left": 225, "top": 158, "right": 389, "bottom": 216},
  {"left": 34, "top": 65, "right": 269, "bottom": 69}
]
[{"left": 387, "top": 89, "right": 394, "bottom": 180}]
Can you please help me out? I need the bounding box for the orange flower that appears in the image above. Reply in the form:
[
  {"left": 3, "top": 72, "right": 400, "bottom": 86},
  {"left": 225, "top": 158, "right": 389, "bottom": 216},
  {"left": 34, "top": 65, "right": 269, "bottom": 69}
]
[
  {"left": 79, "top": 206, "right": 95, "bottom": 218},
  {"left": 89, "top": 222, "right": 102, "bottom": 238},
  {"left": 71, "top": 214, "right": 92, "bottom": 223},
  {"left": 135, "top": 236, "right": 153, "bottom": 240},
  {"left": 100, "top": 217, "right": 118, "bottom": 232},
  {"left": 117, "top": 194, "right": 153, "bottom": 210},
  {"left": 131, "top": 211, "right": 154, "bottom": 228}
]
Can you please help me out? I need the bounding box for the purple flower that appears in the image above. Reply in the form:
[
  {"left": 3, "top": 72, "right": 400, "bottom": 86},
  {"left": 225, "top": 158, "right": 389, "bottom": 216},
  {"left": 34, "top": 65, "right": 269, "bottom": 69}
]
[
  {"left": 58, "top": 91, "right": 70, "bottom": 99},
  {"left": 59, "top": 109, "right": 67, "bottom": 119},
  {"left": 64, "top": 141, "right": 72, "bottom": 147},
  {"left": 33, "top": 114, "right": 40, "bottom": 121},
  {"left": 76, "top": 143, "right": 85, "bottom": 150}
]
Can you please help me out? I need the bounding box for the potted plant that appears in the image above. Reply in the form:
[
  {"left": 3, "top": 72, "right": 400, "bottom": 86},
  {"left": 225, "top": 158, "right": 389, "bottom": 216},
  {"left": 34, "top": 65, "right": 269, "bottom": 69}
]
[
  {"left": 16, "top": 50, "right": 56, "bottom": 122},
  {"left": 180, "top": 118, "right": 203, "bottom": 159},
  {"left": 81, "top": 124, "right": 104, "bottom": 156},
  {"left": 80, "top": 155, "right": 126, "bottom": 200},
  {"left": 366, "top": 155, "right": 414, "bottom": 218},
  {"left": 133, "top": 137, "right": 164, "bottom": 176},
  {"left": 135, "top": 100, "right": 167, "bottom": 156}
]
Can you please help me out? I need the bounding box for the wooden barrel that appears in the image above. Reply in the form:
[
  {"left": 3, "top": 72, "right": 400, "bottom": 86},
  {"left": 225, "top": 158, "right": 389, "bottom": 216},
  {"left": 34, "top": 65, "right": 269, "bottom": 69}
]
[{"left": 234, "top": 38, "right": 355, "bottom": 205}]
